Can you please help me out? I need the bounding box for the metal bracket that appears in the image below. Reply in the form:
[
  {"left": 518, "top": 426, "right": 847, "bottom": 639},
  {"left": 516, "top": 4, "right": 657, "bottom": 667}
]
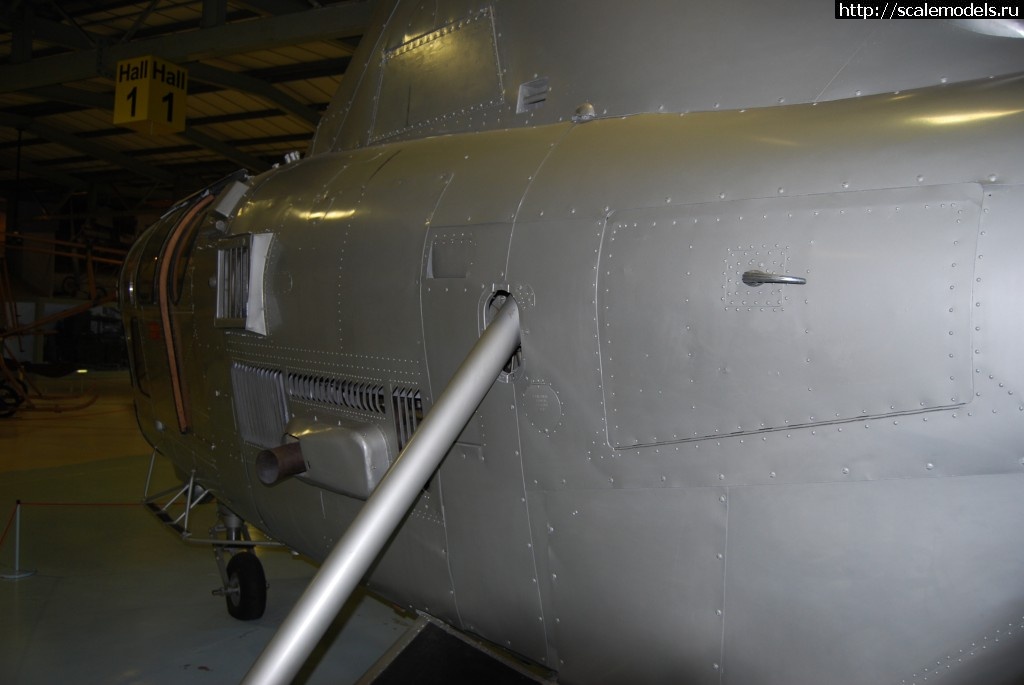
[{"left": 142, "top": 451, "right": 284, "bottom": 549}]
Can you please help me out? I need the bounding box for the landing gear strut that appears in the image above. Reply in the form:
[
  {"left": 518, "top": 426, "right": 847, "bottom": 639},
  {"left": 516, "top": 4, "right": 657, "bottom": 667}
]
[{"left": 143, "top": 456, "right": 282, "bottom": 621}]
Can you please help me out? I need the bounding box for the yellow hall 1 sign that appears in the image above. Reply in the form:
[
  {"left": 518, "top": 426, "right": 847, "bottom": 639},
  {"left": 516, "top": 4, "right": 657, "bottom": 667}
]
[{"left": 113, "top": 56, "right": 187, "bottom": 134}]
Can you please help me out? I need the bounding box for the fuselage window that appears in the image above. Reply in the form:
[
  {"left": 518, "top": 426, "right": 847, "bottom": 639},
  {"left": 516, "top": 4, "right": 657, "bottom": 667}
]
[
  {"left": 128, "top": 317, "right": 150, "bottom": 397},
  {"left": 169, "top": 208, "right": 209, "bottom": 304},
  {"left": 134, "top": 207, "right": 186, "bottom": 306}
]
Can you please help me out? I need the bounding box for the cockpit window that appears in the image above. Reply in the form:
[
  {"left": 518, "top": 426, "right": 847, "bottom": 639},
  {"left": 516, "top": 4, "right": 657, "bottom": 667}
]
[
  {"left": 133, "top": 206, "right": 185, "bottom": 306},
  {"left": 169, "top": 207, "right": 209, "bottom": 304},
  {"left": 128, "top": 317, "right": 150, "bottom": 397}
]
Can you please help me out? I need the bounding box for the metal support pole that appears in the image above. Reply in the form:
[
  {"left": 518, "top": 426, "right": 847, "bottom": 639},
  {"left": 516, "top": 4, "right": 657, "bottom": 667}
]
[
  {"left": 241, "top": 298, "right": 522, "bottom": 685},
  {"left": 143, "top": 449, "right": 158, "bottom": 499},
  {"left": 182, "top": 471, "right": 197, "bottom": 533},
  {"left": 2, "top": 500, "right": 36, "bottom": 580}
]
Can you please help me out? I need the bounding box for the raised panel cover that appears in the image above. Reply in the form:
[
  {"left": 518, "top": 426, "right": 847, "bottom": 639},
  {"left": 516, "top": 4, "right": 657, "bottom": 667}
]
[
  {"left": 598, "top": 184, "right": 980, "bottom": 447},
  {"left": 373, "top": 10, "right": 503, "bottom": 142}
]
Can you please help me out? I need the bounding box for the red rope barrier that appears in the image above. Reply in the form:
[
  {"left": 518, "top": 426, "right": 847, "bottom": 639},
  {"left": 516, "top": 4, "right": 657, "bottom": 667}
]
[
  {"left": 18, "top": 501, "right": 139, "bottom": 508},
  {"left": 16, "top": 409, "right": 138, "bottom": 421},
  {"left": 1, "top": 501, "right": 145, "bottom": 567}
]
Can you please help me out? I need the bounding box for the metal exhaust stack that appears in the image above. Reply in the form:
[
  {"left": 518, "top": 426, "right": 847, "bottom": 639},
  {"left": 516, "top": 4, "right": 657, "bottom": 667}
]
[
  {"left": 255, "top": 443, "right": 306, "bottom": 485},
  {"left": 241, "top": 298, "right": 522, "bottom": 685}
]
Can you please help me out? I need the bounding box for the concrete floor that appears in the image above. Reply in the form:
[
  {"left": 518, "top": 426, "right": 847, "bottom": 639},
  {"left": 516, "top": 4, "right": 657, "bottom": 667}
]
[{"left": 0, "top": 371, "right": 412, "bottom": 685}]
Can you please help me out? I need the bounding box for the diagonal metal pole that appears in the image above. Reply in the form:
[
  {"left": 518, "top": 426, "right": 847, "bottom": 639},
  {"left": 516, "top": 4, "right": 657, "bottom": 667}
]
[{"left": 241, "top": 298, "right": 522, "bottom": 685}]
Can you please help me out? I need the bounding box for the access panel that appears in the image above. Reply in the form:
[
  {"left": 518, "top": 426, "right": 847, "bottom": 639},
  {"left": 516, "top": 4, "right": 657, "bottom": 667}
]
[{"left": 598, "top": 184, "right": 980, "bottom": 447}]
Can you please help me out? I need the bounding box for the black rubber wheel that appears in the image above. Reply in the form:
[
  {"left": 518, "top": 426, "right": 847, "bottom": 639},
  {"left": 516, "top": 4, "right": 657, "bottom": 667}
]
[
  {"left": 224, "top": 552, "right": 267, "bottom": 620},
  {"left": 61, "top": 275, "right": 79, "bottom": 297},
  {"left": 0, "top": 382, "right": 23, "bottom": 418}
]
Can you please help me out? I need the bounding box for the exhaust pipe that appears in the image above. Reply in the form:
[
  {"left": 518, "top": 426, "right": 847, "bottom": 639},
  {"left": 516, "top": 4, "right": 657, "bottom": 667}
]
[{"left": 255, "top": 443, "right": 306, "bottom": 485}]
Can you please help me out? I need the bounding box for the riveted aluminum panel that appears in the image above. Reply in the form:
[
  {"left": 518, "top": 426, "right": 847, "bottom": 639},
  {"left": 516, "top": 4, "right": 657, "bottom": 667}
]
[
  {"left": 224, "top": 144, "right": 437, "bottom": 381},
  {"left": 505, "top": 217, "right": 609, "bottom": 494},
  {"left": 219, "top": 148, "right": 431, "bottom": 431},
  {"left": 723, "top": 476, "right": 1024, "bottom": 684},
  {"left": 414, "top": 122, "right": 563, "bottom": 660},
  {"left": 421, "top": 224, "right": 516, "bottom": 396},
  {"left": 331, "top": 148, "right": 449, "bottom": 364},
  {"left": 324, "top": 481, "right": 460, "bottom": 625},
  {"left": 421, "top": 219, "right": 548, "bottom": 661},
  {"left": 533, "top": 487, "right": 728, "bottom": 685},
  {"left": 598, "top": 185, "right": 980, "bottom": 446},
  {"left": 314, "top": 0, "right": 1024, "bottom": 151},
  {"left": 438, "top": 427, "right": 548, "bottom": 664},
  {"left": 373, "top": 9, "right": 503, "bottom": 143},
  {"left": 515, "top": 80, "right": 1024, "bottom": 227},
  {"left": 427, "top": 123, "right": 571, "bottom": 228},
  {"left": 213, "top": 141, "right": 468, "bottom": 617},
  {"left": 380, "top": 0, "right": 493, "bottom": 52},
  {"left": 179, "top": 233, "right": 250, "bottom": 512},
  {"left": 971, "top": 186, "right": 1024, "bottom": 401},
  {"left": 494, "top": 2, "right": 1024, "bottom": 121},
  {"left": 244, "top": 443, "right": 345, "bottom": 557}
]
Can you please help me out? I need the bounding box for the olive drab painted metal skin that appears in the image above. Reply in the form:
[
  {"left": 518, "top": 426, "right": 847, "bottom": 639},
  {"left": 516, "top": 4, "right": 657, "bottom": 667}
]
[{"left": 119, "top": 1, "right": 1024, "bottom": 683}]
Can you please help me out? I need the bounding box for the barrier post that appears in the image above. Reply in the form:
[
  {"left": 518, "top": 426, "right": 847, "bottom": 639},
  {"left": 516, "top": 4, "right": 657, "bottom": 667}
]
[{"left": 1, "top": 500, "right": 36, "bottom": 580}]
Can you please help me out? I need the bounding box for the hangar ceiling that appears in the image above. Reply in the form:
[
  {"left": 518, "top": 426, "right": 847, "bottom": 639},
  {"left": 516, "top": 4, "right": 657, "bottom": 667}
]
[{"left": 0, "top": 0, "right": 375, "bottom": 230}]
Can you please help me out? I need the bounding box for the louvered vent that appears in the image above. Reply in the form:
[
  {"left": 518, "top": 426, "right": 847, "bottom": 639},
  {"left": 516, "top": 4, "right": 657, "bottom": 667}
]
[
  {"left": 517, "top": 77, "right": 549, "bottom": 113},
  {"left": 230, "top": 363, "right": 287, "bottom": 448},
  {"left": 285, "top": 373, "right": 387, "bottom": 414},
  {"left": 392, "top": 387, "right": 423, "bottom": 450},
  {"left": 216, "top": 241, "right": 249, "bottom": 325}
]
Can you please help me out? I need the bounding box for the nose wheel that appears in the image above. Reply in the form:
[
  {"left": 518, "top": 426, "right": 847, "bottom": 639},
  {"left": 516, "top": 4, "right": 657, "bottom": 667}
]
[
  {"left": 0, "top": 379, "right": 27, "bottom": 418},
  {"left": 211, "top": 506, "right": 269, "bottom": 620},
  {"left": 221, "top": 551, "right": 267, "bottom": 620}
]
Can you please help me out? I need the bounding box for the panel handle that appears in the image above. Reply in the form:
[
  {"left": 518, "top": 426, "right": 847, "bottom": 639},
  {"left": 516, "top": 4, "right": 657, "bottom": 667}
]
[{"left": 742, "top": 269, "right": 807, "bottom": 287}]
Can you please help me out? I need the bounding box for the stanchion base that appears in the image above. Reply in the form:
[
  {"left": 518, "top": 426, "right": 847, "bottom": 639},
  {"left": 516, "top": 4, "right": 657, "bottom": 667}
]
[{"left": 1, "top": 568, "right": 36, "bottom": 580}]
